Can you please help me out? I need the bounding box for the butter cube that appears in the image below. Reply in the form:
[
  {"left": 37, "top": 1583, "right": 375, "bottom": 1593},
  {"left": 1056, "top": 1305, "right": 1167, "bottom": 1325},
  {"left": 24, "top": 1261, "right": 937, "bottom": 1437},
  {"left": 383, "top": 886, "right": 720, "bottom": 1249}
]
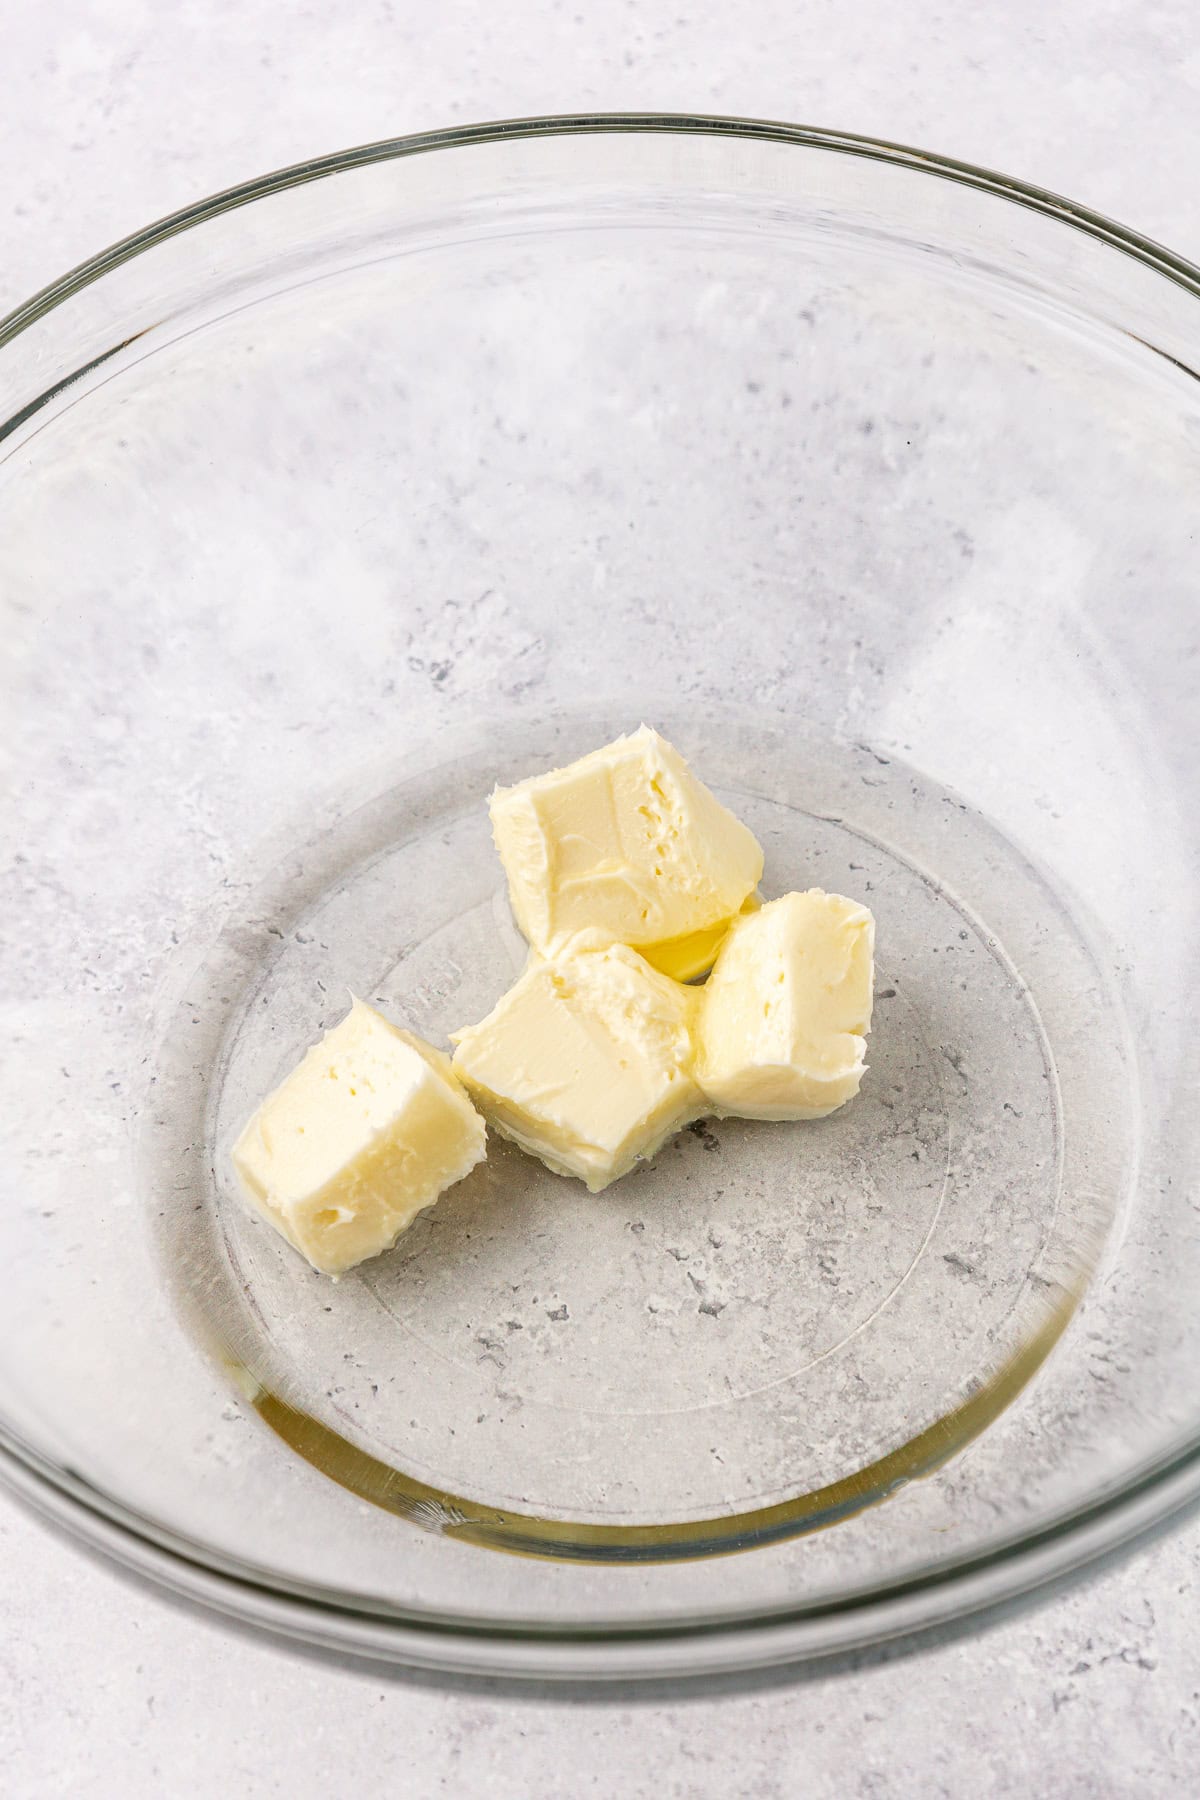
[
  {"left": 490, "top": 727, "right": 763, "bottom": 962},
  {"left": 451, "top": 935, "right": 703, "bottom": 1191},
  {"left": 232, "top": 999, "right": 487, "bottom": 1275},
  {"left": 696, "top": 891, "right": 875, "bottom": 1120}
]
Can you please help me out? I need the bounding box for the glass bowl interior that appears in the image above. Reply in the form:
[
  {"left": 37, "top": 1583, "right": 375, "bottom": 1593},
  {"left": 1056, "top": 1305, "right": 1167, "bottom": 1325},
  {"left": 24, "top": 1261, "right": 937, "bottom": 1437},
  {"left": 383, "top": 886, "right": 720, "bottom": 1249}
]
[{"left": 2, "top": 118, "right": 1199, "bottom": 1678}]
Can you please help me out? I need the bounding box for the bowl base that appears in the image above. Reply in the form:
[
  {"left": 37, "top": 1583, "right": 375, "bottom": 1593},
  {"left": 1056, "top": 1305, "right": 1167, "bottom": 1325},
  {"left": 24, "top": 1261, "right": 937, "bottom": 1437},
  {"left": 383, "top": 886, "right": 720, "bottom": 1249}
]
[{"left": 153, "top": 713, "right": 1130, "bottom": 1558}]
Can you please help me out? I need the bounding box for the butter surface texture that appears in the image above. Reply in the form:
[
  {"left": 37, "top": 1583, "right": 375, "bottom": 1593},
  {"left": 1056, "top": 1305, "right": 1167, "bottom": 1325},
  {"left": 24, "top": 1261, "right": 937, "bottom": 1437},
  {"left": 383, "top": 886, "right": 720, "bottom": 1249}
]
[
  {"left": 451, "top": 935, "right": 702, "bottom": 1191},
  {"left": 490, "top": 726, "right": 763, "bottom": 961},
  {"left": 232, "top": 999, "right": 486, "bottom": 1275},
  {"left": 696, "top": 890, "right": 875, "bottom": 1120},
  {"left": 639, "top": 892, "right": 763, "bottom": 982}
]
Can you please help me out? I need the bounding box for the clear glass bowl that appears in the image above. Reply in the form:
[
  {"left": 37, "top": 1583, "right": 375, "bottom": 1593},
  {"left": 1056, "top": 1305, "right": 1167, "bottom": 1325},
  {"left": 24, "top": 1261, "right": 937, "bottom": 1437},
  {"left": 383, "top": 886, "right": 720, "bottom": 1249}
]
[{"left": 3, "top": 116, "right": 1199, "bottom": 1683}]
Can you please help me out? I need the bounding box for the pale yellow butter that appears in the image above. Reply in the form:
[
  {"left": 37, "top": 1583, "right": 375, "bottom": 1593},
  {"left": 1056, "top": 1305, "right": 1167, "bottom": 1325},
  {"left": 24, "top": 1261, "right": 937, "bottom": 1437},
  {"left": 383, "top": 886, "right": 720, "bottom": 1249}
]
[
  {"left": 232, "top": 998, "right": 487, "bottom": 1275},
  {"left": 696, "top": 890, "right": 875, "bottom": 1120},
  {"left": 451, "top": 934, "right": 703, "bottom": 1192},
  {"left": 489, "top": 726, "right": 763, "bottom": 963}
]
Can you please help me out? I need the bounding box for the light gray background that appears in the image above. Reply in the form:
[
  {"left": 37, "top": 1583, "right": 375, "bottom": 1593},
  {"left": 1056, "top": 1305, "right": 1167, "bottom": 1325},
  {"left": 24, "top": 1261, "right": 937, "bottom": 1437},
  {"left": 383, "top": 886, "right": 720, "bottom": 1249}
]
[{"left": 3, "top": 2, "right": 1199, "bottom": 1794}]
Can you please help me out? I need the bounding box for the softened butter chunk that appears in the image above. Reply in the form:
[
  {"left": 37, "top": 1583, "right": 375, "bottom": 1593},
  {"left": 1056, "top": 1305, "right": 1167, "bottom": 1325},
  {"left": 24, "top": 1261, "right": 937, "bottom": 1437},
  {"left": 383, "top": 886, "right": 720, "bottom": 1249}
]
[
  {"left": 489, "top": 726, "right": 763, "bottom": 961},
  {"left": 450, "top": 934, "right": 703, "bottom": 1192},
  {"left": 696, "top": 890, "right": 875, "bottom": 1120},
  {"left": 232, "top": 998, "right": 486, "bottom": 1275}
]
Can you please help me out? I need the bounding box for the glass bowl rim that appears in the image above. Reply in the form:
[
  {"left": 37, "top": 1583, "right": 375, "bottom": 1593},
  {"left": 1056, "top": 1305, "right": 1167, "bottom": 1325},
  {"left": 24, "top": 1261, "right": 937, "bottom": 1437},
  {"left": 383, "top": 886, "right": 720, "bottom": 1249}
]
[{"left": 3, "top": 110, "right": 1199, "bottom": 1679}]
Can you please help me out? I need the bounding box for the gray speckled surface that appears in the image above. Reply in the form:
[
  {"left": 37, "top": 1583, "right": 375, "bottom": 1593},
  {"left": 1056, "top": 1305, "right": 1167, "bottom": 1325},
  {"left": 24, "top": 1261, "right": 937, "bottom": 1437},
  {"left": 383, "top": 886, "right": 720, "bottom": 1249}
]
[{"left": 3, "top": 2, "right": 1200, "bottom": 1792}]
